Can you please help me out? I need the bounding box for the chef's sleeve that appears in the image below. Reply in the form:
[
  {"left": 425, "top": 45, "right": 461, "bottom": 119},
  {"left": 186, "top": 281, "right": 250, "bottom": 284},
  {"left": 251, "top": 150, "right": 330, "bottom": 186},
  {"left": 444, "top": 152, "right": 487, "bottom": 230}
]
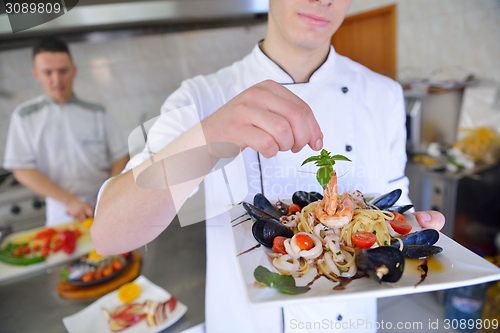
[
  {"left": 103, "top": 111, "right": 129, "bottom": 163},
  {"left": 3, "top": 111, "right": 36, "bottom": 170},
  {"left": 386, "top": 84, "right": 411, "bottom": 205}
]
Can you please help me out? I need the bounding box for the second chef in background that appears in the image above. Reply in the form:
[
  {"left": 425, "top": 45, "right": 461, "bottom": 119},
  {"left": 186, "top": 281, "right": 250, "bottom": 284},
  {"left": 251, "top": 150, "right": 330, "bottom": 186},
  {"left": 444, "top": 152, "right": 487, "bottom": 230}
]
[{"left": 3, "top": 37, "right": 129, "bottom": 227}]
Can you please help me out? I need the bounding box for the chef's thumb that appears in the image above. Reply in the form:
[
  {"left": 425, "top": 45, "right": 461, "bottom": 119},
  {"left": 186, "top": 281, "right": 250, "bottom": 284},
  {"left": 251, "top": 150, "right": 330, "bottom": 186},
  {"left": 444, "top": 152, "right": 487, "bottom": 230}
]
[{"left": 414, "top": 210, "right": 445, "bottom": 231}]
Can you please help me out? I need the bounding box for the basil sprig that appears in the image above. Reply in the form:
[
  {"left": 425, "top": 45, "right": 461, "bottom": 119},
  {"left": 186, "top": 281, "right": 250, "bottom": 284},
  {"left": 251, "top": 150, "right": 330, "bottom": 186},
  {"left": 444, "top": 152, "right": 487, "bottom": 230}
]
[
  {"left": 301, "top": 149, "right": 351, "bottom": 190},
  {"left": 254, "top": 266, "right": 310, "bottom": 295}
]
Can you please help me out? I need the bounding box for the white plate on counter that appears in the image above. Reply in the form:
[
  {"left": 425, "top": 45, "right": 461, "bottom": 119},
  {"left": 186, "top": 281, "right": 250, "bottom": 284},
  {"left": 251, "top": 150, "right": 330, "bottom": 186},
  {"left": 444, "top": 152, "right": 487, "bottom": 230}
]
[
  {"left": 229, "top": 202, "right": 500, "bottom": 307},
  {"left": 63, "top": 275, "right": 187, "bottom": 333},
  {"left": 0, "top": 222, "right": 94, "bottom": 283}
]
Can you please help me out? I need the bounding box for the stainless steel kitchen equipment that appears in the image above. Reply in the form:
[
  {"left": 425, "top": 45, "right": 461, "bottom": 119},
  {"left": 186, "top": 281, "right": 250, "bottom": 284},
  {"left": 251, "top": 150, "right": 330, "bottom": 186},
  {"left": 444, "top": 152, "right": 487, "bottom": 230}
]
[
  {"left": 0, "top": 169, "right": 46, "bottom": 234},
  {"left": 405, "top": 95, "right": 423, "bottom": 154},
  {"left": 404, "top": 89, "right": 464, "bottom": 155},
  {"left": 406, "top": 162, "right": 500, "bottom": 256},
  {"left": 0, "top": 0, "right": 269, "bottom": 40}
]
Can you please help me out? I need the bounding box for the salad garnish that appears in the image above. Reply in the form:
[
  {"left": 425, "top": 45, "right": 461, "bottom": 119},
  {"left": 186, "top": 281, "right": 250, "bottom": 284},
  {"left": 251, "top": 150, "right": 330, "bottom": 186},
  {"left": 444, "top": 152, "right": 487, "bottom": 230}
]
[{"left": 254, "top": 265, "right": 309, "bottom": 295}]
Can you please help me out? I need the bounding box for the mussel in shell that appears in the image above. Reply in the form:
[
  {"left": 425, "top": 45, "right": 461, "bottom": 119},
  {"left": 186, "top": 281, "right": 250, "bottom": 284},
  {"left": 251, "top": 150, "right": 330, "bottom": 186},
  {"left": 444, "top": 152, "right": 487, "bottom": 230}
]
[
  {"left": 253, "top": 193, "right": 282, "bottom": 220},
  {"left": 242, "top": 202, "right": 276, "bottom": 222},
  {"left": 391, "top": 229, "right": 439, "bottom": 248},
  {"left": 391, "top": 229, "right": 441, "bottom": 259},
  {"left": 384, "top": 204, "right": 414, "bottom": 214},
  {"left": 242, "top": 202, "right": 294, "bottom": 247},
  {"left": 371, "top": 189, "right": 402, "bottom": 209},
  {"left": 402, "top": 245, "right": 443, "bottom": 259},
  {"left": 251, "top": 219, "right": 294, "bottom": 248},
  {"left": 292, "top": 191, "right": 323, "bottom": 209},
  {"left": 356, "top": 246, "right": 405, "bottom": 283}
]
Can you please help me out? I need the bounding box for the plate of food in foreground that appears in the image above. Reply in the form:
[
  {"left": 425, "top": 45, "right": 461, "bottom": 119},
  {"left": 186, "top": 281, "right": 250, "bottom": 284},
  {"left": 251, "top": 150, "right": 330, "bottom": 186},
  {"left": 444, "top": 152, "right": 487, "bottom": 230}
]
[
  {"left": 230, "top": 150, "right": 500, "bottom": 307},
  {"left": 62, "top": 276, "right": 187, "bottom": 333},
  {"left": 61, "top": 250, "right": 132, "bottom": 287}
]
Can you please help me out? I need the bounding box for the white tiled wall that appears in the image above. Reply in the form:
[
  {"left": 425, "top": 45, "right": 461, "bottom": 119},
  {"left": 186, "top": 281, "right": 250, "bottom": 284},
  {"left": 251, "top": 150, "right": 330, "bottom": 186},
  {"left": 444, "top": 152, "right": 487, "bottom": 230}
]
[
  {"left": 0, "top": 23, "right": 267, "bottom": 165},
  {"left": 348, "top": 0, "right": 500, "bottom": 83}
]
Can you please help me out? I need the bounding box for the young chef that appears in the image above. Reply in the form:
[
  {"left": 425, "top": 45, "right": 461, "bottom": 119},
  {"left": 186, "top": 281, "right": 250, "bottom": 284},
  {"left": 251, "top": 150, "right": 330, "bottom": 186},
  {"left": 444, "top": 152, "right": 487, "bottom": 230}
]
[
  {"left": 3, "top": 37, "right": 129, "bottom": 227},
  {"left": 92, "top": 0, "right": 445, "bottom": 331}
]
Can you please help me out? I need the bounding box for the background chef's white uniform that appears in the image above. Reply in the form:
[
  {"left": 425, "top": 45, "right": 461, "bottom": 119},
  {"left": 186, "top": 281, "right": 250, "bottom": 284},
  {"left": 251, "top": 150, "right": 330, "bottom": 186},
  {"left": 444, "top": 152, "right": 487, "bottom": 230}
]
[
  {"left": 4, "top": 95, "right": 128, "bottom": 226},
  {"left": 100, "top": 44, "right": 410, "bottom": 332}
]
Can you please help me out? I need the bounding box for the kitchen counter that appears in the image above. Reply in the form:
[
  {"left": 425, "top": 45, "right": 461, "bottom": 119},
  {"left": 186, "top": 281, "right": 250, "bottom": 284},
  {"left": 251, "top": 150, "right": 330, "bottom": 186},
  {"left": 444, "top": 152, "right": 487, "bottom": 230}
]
[{"left": 0, "top": 217, "right": 206, "bottom": 333}]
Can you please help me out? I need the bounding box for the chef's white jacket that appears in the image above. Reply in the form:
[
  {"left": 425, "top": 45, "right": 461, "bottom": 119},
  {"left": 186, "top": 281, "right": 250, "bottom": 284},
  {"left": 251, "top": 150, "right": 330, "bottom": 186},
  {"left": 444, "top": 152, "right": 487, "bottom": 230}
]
[
  {"left": 4, "top": 95, "right": 128, "bottom": 226},
  {"left": 106, "top": 44, "right": 410, "bottom": 332}
]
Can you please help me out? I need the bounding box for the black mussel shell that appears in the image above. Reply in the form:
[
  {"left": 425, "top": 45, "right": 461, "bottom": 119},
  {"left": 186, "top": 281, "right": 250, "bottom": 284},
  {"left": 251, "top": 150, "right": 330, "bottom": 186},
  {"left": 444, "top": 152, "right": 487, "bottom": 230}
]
[
  {"left": 402, "top": 245, "right": 443, "bottom": 259},
  {"left": 391, "top": 229, "right": 439, "bottom": 248},
  {"left": 372, "top": 189, "right": 402, "bottom": 209},
  {"left": 253, "top": 193, "right": 282, "bottom": 220},
  {"left": 310, "top": 192, "right": 324, "bottom": 201},
  {"left": 242, "top": 202, "right": 276, "bottom": 222},
  {"left": 384, "top": 205, "right": 414, "bottom": 214},
  {"left": 292, "top": 191, "right": 323, "bottom": 209},
  {"left": 251, "top": 219, "right": 294, "bottom": 247},
  {"left": 356, "top": 246, "right": 405, "bottom": 283}
]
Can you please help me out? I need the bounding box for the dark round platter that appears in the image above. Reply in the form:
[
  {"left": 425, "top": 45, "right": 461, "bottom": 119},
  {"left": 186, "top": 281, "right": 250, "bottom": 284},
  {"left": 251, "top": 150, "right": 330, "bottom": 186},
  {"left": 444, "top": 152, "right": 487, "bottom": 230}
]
[{"left": 64, "top": 254, "right": 132, "bottom": 287}]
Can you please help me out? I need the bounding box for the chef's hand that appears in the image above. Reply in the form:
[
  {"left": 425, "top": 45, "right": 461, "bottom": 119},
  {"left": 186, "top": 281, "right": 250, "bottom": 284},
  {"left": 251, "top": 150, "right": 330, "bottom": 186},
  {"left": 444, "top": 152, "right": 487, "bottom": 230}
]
[
  {"left": 414, "top": 210, "right": 445, "bottom": 231},
  {"left": 201, "top": 80, "right": 324, "bottom": 158},
  {"left": 66, "top": 197, "right": 94, "bottom": 221}
]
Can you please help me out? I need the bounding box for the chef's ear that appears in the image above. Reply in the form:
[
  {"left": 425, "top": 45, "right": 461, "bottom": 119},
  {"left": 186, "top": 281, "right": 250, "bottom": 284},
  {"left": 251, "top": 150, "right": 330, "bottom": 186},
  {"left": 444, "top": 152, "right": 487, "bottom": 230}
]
[{"left": 31, "top": 67, "right": 40, "bottom": 82}]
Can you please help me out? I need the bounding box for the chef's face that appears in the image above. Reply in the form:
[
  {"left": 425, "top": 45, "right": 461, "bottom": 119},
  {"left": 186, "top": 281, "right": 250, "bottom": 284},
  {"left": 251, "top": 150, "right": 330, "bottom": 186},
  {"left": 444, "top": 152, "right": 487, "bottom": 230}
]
[
  {"left": 268, "top": 0, "right": 352, "bottom": 50},
  {"left": 32, "top": 51, "right": 76, "bottom": 104}
]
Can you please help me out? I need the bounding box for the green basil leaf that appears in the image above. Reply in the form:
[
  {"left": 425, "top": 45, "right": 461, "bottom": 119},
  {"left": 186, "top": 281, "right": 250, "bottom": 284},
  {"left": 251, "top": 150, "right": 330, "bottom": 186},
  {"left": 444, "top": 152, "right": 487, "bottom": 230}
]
[
  {"left": 316, "top": 166, "right": 332, "bottom": 190},
  {"left": 300, "top": 150, "right": 351, "bottom": 189},
  {"left": 254, "top": 266, "right": 310, "bottom": 295},
  {"left": 331, "top": 154, "right": 352, "bottom": 162},
  {"left": 301, "top": 155, "right": 321, "bottom": 167}
]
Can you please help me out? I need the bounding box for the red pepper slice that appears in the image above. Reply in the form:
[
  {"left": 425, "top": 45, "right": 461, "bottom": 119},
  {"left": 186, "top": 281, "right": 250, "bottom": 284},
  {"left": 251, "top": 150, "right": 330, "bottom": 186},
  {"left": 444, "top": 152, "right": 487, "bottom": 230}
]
[{"left": 60, "top": 230, "right": 76, "bottom": 254}]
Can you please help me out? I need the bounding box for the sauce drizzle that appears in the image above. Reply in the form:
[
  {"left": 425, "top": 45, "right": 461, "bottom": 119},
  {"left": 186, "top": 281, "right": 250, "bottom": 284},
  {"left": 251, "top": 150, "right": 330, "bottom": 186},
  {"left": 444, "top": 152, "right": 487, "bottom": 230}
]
[
  {"left": 333, "top": 277, "right": 360, "bottom": 290},
  {"left": 415, "top": 259, "right": 429, "bottom": 287},
  {"left": 237, "top": 244, "right": 261, "bottom": 257},
  {"left": 306, "top": 274, "right": 322, "bottom": 287},
  {"left": 231, "top": 213, "right": 247, "bottom": 223},
  {"left": 232, "top": 218, "right": 251, "bottom": 228}
]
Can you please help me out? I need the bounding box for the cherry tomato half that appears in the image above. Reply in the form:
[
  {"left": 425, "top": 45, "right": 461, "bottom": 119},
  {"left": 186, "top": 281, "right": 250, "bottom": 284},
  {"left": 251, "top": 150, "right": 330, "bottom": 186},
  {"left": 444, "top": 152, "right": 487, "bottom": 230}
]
[
  {"left": 389, "top": 212, "right": 412, "bottom": 235},
  {"left": 288, "top": 203, "right": 301, "bottom": 215},
  {"left": 351, "top": 231, "right": 377, "bottom": 248},
  {"left": 295, "top": 233, "right": 314, "bottom": 251},
  {"left": 273, "top": 236, "right": 288, "bottom": 254}
]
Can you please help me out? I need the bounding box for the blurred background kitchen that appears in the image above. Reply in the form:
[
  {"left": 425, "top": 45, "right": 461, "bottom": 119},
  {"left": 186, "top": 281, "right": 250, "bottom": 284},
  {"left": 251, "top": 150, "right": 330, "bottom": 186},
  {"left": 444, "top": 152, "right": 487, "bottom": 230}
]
[{"left": 0, "top": 1, "right": 499, "bottom": 332}]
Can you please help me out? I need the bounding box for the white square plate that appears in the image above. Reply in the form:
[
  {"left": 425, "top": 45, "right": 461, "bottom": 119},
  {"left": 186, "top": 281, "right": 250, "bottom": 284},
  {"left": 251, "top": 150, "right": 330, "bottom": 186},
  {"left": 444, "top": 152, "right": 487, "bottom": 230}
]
[
  {"left": 230, "top": 202, "right": 500, "bottom": 307},
  {"left": 63, "top": 276, "right": 188, "bottom": 333}
]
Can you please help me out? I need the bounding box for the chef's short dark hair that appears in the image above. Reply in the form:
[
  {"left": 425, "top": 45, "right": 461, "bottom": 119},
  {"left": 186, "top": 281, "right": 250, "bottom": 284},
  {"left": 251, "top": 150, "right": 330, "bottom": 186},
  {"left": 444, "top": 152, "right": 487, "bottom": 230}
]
[{"left": 33, "top": 37, "right": 72, "bottom": 61}]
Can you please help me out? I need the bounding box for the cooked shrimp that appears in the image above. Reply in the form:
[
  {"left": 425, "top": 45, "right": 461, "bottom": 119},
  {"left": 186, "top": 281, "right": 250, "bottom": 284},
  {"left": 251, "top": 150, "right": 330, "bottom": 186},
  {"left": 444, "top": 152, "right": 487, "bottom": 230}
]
[
  {"left": 315, "top": 171, "right": 338, "bottom": 216},
  {"left": 315, "top": 170, "right": 355, "bottom": 229},
  {"left": 318, "top": 193, "right": 355, "bottom": 229}
]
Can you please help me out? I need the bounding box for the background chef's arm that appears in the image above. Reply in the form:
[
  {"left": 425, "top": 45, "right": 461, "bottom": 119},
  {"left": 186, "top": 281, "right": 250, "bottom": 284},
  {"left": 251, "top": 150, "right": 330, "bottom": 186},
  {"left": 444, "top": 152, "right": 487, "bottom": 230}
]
[
  {"left": 110, "top": 155, "right": 130, "bottom": 177},
  {"left": 12, "top": 168, "right": 94, "bottom": 221}
]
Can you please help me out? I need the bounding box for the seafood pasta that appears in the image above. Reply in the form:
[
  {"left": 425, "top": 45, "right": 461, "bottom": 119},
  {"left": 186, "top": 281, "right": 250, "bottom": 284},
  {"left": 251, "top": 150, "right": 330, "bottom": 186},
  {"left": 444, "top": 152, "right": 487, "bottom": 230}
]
[
  {"left": 271, "top": 170, "right": 401, "bottom": 281},
  {"left": 245, "top": 150, "right": 442, "bottom": 285}
]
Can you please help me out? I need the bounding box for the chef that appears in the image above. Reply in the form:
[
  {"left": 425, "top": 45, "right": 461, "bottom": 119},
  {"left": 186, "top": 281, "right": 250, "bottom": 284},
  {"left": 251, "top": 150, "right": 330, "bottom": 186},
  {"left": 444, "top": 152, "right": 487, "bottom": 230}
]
[
  {"left": 92, "top": 0, "right": 445, "bottom": 332},
  {"left": 3, "top": 37, "right": 129, "bottom": 227}
]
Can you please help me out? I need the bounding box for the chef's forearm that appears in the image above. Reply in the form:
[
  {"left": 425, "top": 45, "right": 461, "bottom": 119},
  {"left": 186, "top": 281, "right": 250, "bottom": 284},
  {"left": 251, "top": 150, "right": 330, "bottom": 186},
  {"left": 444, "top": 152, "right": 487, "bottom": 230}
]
[
  {"left": 110, "top": 155, "right": 130, "bottom": 177},
  {"left": 91, "top": 123, "right": 218, "bottom": 255},
  {"left": 12, "top": 168, "right": 76, "bottom": 205}
]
